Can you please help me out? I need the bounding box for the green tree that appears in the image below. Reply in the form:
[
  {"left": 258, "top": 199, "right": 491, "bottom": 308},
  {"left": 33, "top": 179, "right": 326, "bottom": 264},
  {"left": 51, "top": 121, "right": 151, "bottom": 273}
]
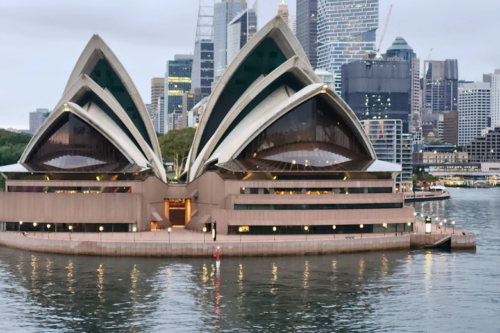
[
  {"left": 159, "top": 127, "right": 196, "bottom": 179},
  {"left": 0, "top": 129, "right": 32, "bottom": 191}
]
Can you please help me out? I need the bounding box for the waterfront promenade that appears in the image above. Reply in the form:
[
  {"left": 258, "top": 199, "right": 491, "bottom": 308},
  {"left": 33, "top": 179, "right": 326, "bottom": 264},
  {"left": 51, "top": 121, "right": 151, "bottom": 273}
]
[{"left": 0, "top": 220, "right": 475, "bottom": 257}]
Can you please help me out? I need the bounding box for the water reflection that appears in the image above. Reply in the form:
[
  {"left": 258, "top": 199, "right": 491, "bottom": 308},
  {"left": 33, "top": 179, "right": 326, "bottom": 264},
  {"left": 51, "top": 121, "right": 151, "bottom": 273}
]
[{"left": 0, "top": 189, "right": 496, "bottom": 332}]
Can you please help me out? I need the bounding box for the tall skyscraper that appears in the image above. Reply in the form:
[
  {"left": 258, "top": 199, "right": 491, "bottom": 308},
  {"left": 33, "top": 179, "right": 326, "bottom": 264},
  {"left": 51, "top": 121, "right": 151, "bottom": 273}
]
[
  {"left": 342, "top": 57, "right": 412, "bottom": 132},
  {"left": 214, "top": 0, "right": 247, "bottom": 81},
  {"left": 288, "top": 15, "right": 297, "bottom": 35},
  {"left": 385, "top": 37, "right": 421, "bottom": 134},
  {"left": 192, "top": 0, "right": 216, "bottom": 95},
  {"left": 490, "top": 69, "right": 500, "bottom": 128},
  {"left": 227, "top": 8, "right": 257, "bottom": 65},
  {"left": 165, "top": 55, "right": 193, "bottom": 133},
  {"left": 157, "top": 96, "right": 164, "bottom": 134},
  {"left": 278, "top": 0, "right": 289, "bottom": 24},
  {"left": 150, "top": 78, "right": 164, "bottom": 121},
  {"left": 361, "top": 119, "right": 412, "bottom": 191},
  {"left": 317, "top": 0, "right": 379, "bottom": 74},
  {"left": 29, "top": 108, "right": 49, "bottom": 135},
  {"left": 458, "top": 82, "right": 491, "bottom": 145},
  {"left": 296, "top": 0, "right": 318, "bottom": 67},
  {"left": 422, "top": 59, "right": 459, "bottom": 113}
]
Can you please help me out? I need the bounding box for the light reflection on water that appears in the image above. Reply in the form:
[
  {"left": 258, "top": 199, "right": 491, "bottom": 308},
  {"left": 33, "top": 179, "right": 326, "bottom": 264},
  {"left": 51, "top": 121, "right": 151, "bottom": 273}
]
[{"left": 0, "top": 189, "right": 498, "bottom": 332}]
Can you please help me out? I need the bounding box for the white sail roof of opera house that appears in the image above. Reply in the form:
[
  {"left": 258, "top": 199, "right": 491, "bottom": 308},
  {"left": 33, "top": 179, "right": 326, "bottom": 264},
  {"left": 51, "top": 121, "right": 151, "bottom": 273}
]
[
  {"left": 10, "top": 35, "right": 166, "bottom": 181},
  {"left": 186, "top": 15, "right": 393, "bottom": 183}
]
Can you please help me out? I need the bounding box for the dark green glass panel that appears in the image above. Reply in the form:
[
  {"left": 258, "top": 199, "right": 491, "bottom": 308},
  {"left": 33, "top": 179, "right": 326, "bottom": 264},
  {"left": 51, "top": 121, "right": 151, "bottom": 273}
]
[
  {"left": 75, "top": 91, "right": 146, "bottom": 158},
  {"left": 213, "top": 72, "right": 304, "bottom": 153},
  {"left": 197, "top": 37, "right": 287, "bottom": 156},
  {"left": 89, "top": 59, "right": 152, "bottom": 148}
]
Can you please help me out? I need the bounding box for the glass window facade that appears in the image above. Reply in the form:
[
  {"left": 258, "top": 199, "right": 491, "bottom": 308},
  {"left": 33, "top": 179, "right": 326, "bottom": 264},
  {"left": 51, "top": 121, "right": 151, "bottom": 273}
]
[
  {"left": 239, "top": 187, "right": 393, "bottom": 194},
  {"left": 234, "top": 94, "right": 371, "bottom": 170},
  {"left": 228, "top": 223, "right": 412, "bottom": 235},
  {"left": 8, "top": 186, "right": 131, "bottom": 193},
  {"left": 2, "top": 222, "right": 136, "bottom": 233},
  {"left": 234, "top": 203, "right": 402, "bottom": 210},
  {"left": 25, "top": 113, "right": 132, "bottom": 172}
]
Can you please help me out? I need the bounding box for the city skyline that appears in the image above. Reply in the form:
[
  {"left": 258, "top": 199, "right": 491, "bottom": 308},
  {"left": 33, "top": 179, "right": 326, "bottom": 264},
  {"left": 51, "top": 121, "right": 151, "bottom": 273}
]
[{"left": 1, "top": 0, "right": 499, "bottom": 128}]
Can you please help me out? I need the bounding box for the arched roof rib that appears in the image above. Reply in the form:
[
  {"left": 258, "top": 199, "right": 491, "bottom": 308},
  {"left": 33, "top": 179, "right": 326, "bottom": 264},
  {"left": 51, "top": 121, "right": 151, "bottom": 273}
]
[
  {"left": 20, "top": 74, "right": 166, "bottom": 181},
  {"left": 24, "top": 102, "right": 149, "bottom": 169},
  {"left": 189, "top": 15, "right": 312, "bottom": 165},
  {"left": 215, "top": 84, "right": 375, "bottom": 167},
  {"left": 64, "top": 34, "right": 161, "bottom": 159},
  {"left": 188, "top": 56, "right": 320, "bottom": 181}
]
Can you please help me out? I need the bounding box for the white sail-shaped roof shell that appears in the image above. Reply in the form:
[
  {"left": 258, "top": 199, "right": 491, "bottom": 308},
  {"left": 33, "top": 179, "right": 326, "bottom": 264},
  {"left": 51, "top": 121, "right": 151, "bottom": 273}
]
[
  {"left": 64, "top": 34, "right": 161, "bottom": 159},
  {"left": 187, "top": 15, "right": 377, "bottom": 182},
  {"left": 19, "top": 35, "right": 166, "bottom": 181},
  {"left": 26, "top": 102, "right": 150, "bottom": 168}
]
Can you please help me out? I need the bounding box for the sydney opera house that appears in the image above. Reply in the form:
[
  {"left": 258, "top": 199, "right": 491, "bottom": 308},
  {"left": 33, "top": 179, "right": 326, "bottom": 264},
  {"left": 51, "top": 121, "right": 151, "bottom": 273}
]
[{"left": 0, "top": 16, "right": 414, "bottom": 236}]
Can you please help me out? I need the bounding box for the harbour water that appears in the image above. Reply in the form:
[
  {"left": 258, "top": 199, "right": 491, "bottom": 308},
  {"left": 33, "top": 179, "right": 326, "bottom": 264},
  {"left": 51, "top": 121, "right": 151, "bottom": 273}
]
[{"left": 0, "top": 188, "right": 498, "bottom": 332}]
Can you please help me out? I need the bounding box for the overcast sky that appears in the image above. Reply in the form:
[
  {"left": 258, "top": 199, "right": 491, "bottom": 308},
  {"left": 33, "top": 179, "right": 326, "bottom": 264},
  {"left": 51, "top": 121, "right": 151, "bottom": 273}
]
[{"left": 1, "top": 0, "right": 499, "bottom": 129}]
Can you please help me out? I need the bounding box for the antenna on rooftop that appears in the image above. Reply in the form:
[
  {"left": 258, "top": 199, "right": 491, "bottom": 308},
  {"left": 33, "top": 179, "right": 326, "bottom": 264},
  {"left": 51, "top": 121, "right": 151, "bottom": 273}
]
[{"left": 195, "top": 0, "right": 215, "bottom": 42}]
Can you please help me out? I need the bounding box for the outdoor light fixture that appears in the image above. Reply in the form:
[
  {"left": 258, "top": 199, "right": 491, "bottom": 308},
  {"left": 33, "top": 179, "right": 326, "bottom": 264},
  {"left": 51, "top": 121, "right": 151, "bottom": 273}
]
[
  {"left": 239, "top": 227, "right": 243, "bottom": 232},
  {"left": 332, "top": 225, "right": 336, "bottom": 229},
  {"left": 132, "top": 227, "right": 137, "bottom": 232},
  {"left": 33, "top": 222, "right": 37, "bottom": 227},
  {"left": 99, "top": 226, "right": 104, "bottom": 232},
  {"left": 360, "top": 224, "right": 364, "bottom": 229},
  {"left": 168, "top": 227, "right": 172, "bottom": 233},
  {"left": 425, "top": 216, "right": 432, "bottom": 234},
  {"left": 439, "top": 222, "right": 443, "bottom": 226},
  {"left": 47, "top": 224, "right": 51, "bottom": 229},
  {"left": 451, "top": 221, "right": 456, "bottom": 225},
  {"left": 383, "top": 223, "right": 387, "bottom": 228},
  {"left": 435, "top": 217, "right": 439, "bottom": 221},
  {"left": 203, "top": 227, "right": 207, "bottom": 232},
  {"left": 444, "top": 219, "right": 447, "bottom": 223},
  {"left": 304, "top": 226, "right": 309, "bottom": 231},
  {"left": 420, "top": 213, "right": 424, "bottom": 218},
  {"left": 68, "top": 226, "right": 73, "bottom": 231},
  {"left": 273, "top": 226, "right": 277, "bottom": 232},
  {"left": 19, "top": 221, "right": 23, "bottom": 225},
  {"left": 414, "top": 212, "right": 417, "bottom": 216},
  {"left": 407, "top": 222, "right": 412, "bottom": 226}
]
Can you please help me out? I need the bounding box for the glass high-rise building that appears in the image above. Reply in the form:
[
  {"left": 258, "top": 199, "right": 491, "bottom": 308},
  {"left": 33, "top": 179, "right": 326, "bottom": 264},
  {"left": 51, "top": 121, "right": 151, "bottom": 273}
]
[
  {"left": 342, "top": 58, "right": 412, "bottom": 133},
  {"left": 422, "top": 59, "right": 459, "bottom": 113},
  {"left": 296, "top": 0, "right": 318, "bottom": 67},
  {"left": 214, "top": 0, "right": 247, "bottom": 81},
  {"left": 227, "top": 8, "right": 257, "bottom": 65},
  {"left": 164, "top": 55, "right": 193, "bottom": 133},
  {"left": 317, "top": 0, "right": 379, "bottom": 74},
  {"left": 191, "top": 41, "right": 213, "bottom": 96}
]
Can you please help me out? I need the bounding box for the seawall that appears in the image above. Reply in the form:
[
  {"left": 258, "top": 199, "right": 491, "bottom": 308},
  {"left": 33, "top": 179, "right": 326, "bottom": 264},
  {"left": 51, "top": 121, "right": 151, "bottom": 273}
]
[{"left": 0, "top": 231, "right": 475, "bottom": 257}]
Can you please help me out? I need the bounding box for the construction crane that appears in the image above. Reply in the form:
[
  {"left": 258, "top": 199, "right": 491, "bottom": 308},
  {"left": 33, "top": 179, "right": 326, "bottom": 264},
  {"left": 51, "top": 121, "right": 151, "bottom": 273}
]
[
  {"left": 377, "top": 4, "right": 393, "bottom": 52},
  {"left": 428, "top": 48, "right": 433, "bottom": 59}
]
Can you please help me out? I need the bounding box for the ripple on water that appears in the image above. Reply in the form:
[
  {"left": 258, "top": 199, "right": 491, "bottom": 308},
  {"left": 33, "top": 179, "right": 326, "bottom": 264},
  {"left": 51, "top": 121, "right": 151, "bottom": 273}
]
[{"left": 0, "top": 189, "right": 498, "bottom": 331}]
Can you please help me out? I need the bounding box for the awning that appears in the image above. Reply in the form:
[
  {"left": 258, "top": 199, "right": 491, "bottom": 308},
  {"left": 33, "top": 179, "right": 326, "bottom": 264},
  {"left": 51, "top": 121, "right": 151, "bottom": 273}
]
[
  {"left": 199, "top": 215, "right": 211, "bottom": 224},
  {"left": 151, "top": 211, "right": 163, "bottom": 222}
]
